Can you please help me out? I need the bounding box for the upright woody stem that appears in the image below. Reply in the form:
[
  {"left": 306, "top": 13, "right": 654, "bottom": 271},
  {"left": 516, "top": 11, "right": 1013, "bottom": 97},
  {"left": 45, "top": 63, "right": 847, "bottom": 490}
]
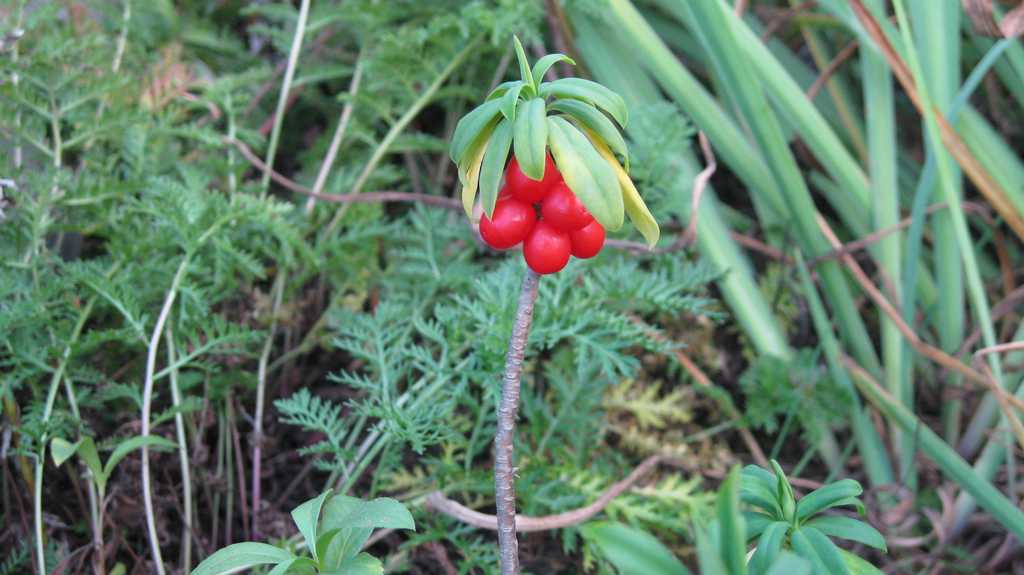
[{"left": 494, "top": 269, "right": 541, "bottom": 575}]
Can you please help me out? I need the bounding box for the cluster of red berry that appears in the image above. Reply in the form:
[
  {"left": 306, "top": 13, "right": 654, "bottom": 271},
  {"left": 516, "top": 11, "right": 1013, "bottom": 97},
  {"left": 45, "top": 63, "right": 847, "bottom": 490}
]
[{"left": 479, "top": 155, "right": 606, "bottom": 275}]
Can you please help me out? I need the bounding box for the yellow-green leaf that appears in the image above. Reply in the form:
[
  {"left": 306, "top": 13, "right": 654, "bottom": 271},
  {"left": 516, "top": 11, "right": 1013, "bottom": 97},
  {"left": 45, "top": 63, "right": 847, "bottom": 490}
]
[
  {"left": 479, "top": 118, "right": 513, "bottom": 218},
  {"left": 547, "top": 116, "right": 624, "bottom": 231},
  {"left": 460, "top": 142, "right": 488, "bottom": 218},
  {"left": 592, "top": 137, "right": 659, "bottom": 246}
]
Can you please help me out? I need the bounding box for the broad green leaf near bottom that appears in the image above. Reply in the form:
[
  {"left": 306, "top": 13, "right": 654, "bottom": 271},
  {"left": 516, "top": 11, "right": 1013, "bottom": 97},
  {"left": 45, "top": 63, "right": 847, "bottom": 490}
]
[
  {"left": 190, "top": 542, "right": 295, "bottom": 575},
  {"left": 580, "top": 520, "right": 690, "bottom": 575}
]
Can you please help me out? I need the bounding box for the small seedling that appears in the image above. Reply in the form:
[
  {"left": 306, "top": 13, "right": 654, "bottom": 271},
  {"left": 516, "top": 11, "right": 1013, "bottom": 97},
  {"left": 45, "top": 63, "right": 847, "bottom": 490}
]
[{"left": 191, "top": 489, "right": 414, "bottom": 575}]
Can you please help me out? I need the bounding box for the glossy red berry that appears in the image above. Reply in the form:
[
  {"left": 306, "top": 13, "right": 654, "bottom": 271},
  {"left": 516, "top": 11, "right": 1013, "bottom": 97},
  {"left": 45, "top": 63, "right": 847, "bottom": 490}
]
[
  {"left": 541, "top": 182, "right": 593, "bottom": 231},
  {"left": 479, "top": 197, "right": 536, "bottom": 250},
  {"left": 523, "top": 221, "right": 571, "bottom": 275},
  {"left": 570, "top": 220, "right": 605, "bottom": 259},
  {"left": 506, "top": 155, "right": 561, "bottom": 204}
]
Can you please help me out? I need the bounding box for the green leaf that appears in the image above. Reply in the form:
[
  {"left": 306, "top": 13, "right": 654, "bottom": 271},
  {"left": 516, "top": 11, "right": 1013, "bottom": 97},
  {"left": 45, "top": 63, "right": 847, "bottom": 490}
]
[
  {"left": 839, "top": 549, "right": 884, "bottom": 575},
  {"left": 332, "top": 553, "right": 383, "bottom": 575},
  {"left": 540, "top": 77, "right": 628, "bottom": 126},
  {"left": 450, "top": 99, "right": 502, "bottom": 165},
  {"left": 479, "top": 118, "right": 513, "bottom": 218},
  {"left": 51, "top": 438, "right": 81, "bottom": 467},
  {"left": 790, "top": 529, "right": 829, "bottom": 574},
  {"left": 741, "top": 466, "right": 784, "bottom": 518},
  {"left": 804, "top": 516, "right": 886, "bottom": 551},
  {"left": 190, "top": 542, "right": 295, "bottom": 575},
  {"left": 830, "top": 496, "right": 867, "bottom": 516},
  {"left": 267, "top": 557, "right": 317, "bottom": 575},
  {"left": 802, "top": 527, "right": 850, "bottom": 575},
  {"left": 590, "top": 136, "right": 658, "bottom": 245},
  {"left": 550, "top": 99, "right": 629, "bottom": 171},
  {"left": 104, "top": 435, "right": 177, "bottom": 480},
  {"left": 512, "top": 36, "right": 535, "bottom": 93},
  {"left": 580, "top": 521, "right": 691, "bottom": 575},
  {"left": 76, "top": 438, "right": 105, "bottom": 494},
  {"left": 763, "top": 552, "right": 812, "bottom": 575},
  {"left": 749, "top": 521, "right": 790, "bottom": 575},
  {"left": 291, "top": 489, "right": 333, "bottom": 562},
  {"left": 513, "top": 98, "right": 549, "bottom": 180},
  {"left": 531, "top": 53, "right": 575, "bottom": 85},
  {"left": 717, "top": 467, "right": 747, "bottom": 575},
  {"left": 771, "top": 461, "right": 796, "bottom": 522},
  {"left": 318, "top": 496, "right": 414, "bottom": 570},
  {"left": 795, "top": 480, "right": 863, "bottom": 521},
  {"left": 487, "top": 80, "right": 520, "bottom": 101},
  {"left": 547, "top": 116, "right": 624, "bottom": 230},
  {"left": 694, "top": 524, "right": 728, "bottom": 575},
  {"left": 744, "top": 512, "right": 776, "bottom": 540},
  {"left": 499, "top": 83, "right": 526, "bottom": 122},
  {"left": 459, "top": 131, "right": 491, "bottom": 217}
]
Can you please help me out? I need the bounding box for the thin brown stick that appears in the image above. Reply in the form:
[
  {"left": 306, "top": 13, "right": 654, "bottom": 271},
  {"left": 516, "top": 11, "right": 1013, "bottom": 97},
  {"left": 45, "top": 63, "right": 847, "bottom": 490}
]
[
  {"left": 494, "top": 269, "right": 540, "bottom": 575},
  {"left": 807, "top": 40, "right": 859, "bottom": 101},
  {"left": 849, "top": 0, "right": 1024, "bottom": 240},
  {"left": 427, "top": 455, "right": 672, "bottom": 532},
  {"left": 808, "top": 200, "right": 992, "bottom": 267}
]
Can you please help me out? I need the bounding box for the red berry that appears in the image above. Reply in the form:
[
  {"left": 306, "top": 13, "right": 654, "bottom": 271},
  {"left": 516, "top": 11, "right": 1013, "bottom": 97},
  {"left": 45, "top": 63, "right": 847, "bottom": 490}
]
[
  {"left": 541, "top": 182, "right": 593, "bottom": 231},
  {"left": 479, "top": 197, "right": 536, "bottom": 250},
  {"left": 523, "top": 221, "right": 571, "bottom": 275},
  {"left": 570, "top": 220, "right": 605, "bottom": 259},
  {"left": 506, "top": 155, "right": 561, "bottom": 204}
]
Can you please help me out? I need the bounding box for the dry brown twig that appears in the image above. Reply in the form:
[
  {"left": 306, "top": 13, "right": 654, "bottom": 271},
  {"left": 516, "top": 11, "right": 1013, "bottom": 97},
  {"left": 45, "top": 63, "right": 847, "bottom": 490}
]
[
  {"left": 806, "top": 40, "right": 859, "bottom": 101},
  {"left": 425, "top": 455, "right": 678, "bottom": 532}
]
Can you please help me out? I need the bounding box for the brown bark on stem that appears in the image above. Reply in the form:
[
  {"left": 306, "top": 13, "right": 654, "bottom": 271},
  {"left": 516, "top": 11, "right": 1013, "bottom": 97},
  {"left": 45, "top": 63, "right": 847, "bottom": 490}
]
[{"left": 494, "top": 269, "right": 540, "bottom": 575}]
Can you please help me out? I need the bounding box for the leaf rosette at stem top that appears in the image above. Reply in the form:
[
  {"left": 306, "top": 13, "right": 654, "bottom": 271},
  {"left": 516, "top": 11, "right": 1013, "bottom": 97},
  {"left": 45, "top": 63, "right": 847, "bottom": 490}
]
[{"left": 449, "top": 36, "right": 660, "bottom": 248}]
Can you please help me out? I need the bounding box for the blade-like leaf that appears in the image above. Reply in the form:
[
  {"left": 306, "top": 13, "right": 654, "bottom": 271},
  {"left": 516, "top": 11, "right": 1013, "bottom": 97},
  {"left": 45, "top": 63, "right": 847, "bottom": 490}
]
[
  {"left": 789, "top": 529, "right": 829, "bottom": 574},
  {"left": 51, "top": 438, "right": 81, "bottom": 467},
  {"left": 332, "top": 497, "right": 415, "bottom": 531},
  {"left": 741, "top": 466, "right": 784, "bottom": 518},
  {"left": 795, "top": 480, "right": 863, "bottom": 521},
  {"left": 291, "top": 489, "right": 333, "bottom": 562},
  {"left": 459, "top": 133, "right": 490, "bottom": 217},
  {"left": 332, "top": 553, "right": 383, "bottom": 575},
  {"left": 513, "top": 98, "right": 549, "bottom": 180},
  {"left": 743, "top": 512, "right": 776, "bottom": 541},
  {"left": 839, "top": 549, "right": 885, "bottom": 575},
  {"left": 499, "top": 82, "right": 526, "bottom": 122},
  {"left": 717, "top": 467, "right": 747, "bottom": 575},
  {"left": 763, "top": 552, "right": 812, "bottom": 575},
  {"left": 190, "top": 542, "right": 294, "bottom": 575},
  {"left": 547, "top": 116, "right": 624, "bottom": 230},
  {"left": 540, "top": 77, "right": 628, "bottom": 126},
  {"left": 103, "top": 435, "right": 177, "bottom": 480},
  {"left": 479, "top": 118, "right": 514, "bottom": 218},
  {"left": 590, "top": 137, "right": 657, "bottom": 244},
  {"left": 512, "top": 35, "right": 535, "bottom": 92},
  {"left": 487, "top": 80, "right": 521, "bottom": 101},
  {"left": 771, "top": 461, "right": 796, "bottom": 522},
  {"left": 450, "top": 99, "right": 502, "bottom": 165},
  {"left": 804, "top": 516, "right": 886, "bottom": 551},
  {"left": 267, "top": 557, "right": 317, "bottom": 575},
  {"left": 550, "top": 99, "right": 629, "bottom": 170},
  {"left": 531, "top": 53, "right": 576, "bottom": 84},
  {"left": 580, "top": 521, "right": 691, "bottom": 575},
  {"left": 694, "top": 523, "right": 728, "bottom": 575},
  {"left": 802, "top": 526, "right": 850, "bottom": 575},
  {"left": 76, "top": 438, "right": 105, "bottom": 493},
  {"left": 749, "top": 521, "right": 790, "bottom": 575}
]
